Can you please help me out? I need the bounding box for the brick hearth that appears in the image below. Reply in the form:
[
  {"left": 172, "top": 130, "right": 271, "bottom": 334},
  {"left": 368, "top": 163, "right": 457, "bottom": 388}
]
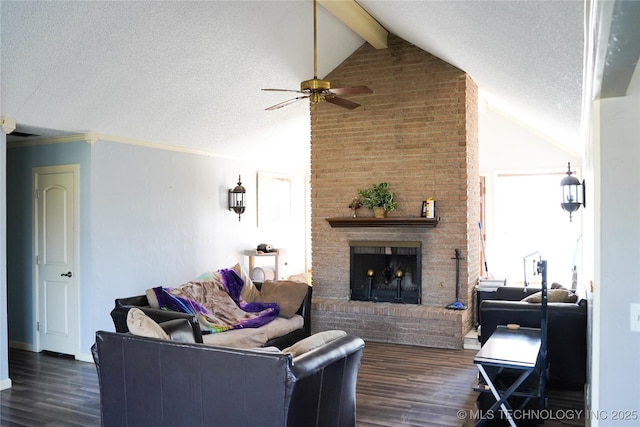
[
  {"left": 310, "top": 35, "right": 480, "bottom": 349},
  {"left": 311, "top": 299, "right": 466, "bottom": 349}
]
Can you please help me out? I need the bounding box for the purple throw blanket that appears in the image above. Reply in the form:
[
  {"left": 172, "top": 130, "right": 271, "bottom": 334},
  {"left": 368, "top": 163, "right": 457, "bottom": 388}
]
[{"left": 151, "top": 268, "right": 278, "bottom": 334}]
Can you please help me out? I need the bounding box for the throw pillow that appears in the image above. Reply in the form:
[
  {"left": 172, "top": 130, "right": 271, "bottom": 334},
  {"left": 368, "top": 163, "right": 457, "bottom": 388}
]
[
  {"left": 146, "top": 288, "right": 160, "bottom": 308},
  {"left": 256, "top": 280, "right": 309, "bottom": 318},
  {"left": 231, "top": 263, "right": 261, "bottom": 302},
  {"left": 287, "top": 273, "right": 310, "bottom": 285},
  {"left": 126, "top": 308, "right": 170, "bottom": 340},
  {"left": 522, "top": 288, "right": 578, "bottom": 303},
  {"left": 283, "top": 330, "right": 347, "bottom": 357}
]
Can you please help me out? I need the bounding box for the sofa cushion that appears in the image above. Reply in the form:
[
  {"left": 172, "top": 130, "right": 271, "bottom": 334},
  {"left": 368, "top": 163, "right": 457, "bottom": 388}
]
[
  {"left": 231, "top": 263, "right": 261, "bottom": 303},
  {"left": 126, "top": 308, "right": 169, "bottom": 340},
  {"left": 201, "top": 315, "right": 304, "bottom": 349},
  {"left": 262, "top": 315, "right": 304, "bottom": 341},
  {"left": 522, "top": 288, "right": 578, "bottom": 303},
  {"left": 257, "top": 280, "right": 309, "bottom": 318},
  {"left": 202, "top": 327, "right": 269, "bottom": 348},
  {"left": 283, "top": 330, "right": 347, "bottom": 357}
]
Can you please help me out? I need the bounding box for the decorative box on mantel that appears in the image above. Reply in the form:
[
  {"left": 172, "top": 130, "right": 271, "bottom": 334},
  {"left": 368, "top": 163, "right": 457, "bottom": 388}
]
[{"left": 326, "top": 217, "right": 440, "bottom": 228}]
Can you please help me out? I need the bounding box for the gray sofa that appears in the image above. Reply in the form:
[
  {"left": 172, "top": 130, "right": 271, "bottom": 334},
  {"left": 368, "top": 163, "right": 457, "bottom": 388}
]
[{"left": 92, "top": 320, "right": 365, "bottom": 427}]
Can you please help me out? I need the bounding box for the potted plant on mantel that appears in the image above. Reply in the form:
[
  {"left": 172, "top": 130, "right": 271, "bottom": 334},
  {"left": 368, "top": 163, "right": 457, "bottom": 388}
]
[{"left": 357, "top": 182, "right": 398, "bottom": 218}]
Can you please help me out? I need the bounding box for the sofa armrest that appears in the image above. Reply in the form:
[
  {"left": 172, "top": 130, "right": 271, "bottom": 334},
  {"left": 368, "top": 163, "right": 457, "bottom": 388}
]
[
  {"left": 296, "top": 285, "right": 312, "bottom": 336},
  {"left": 159, "top": 318, "right": 197, "bottom": 343},
  {"left": 114, "top": 294, "right": 149, "bottom": 307},
  {"left": 288, "top": 335, "right": 365, "bottom": 427},
  {"left": 290, "top": 335, "right": 364, "bottom": 378},
  {"left": 110, "top": 306, "right": 203, "bottom": 343}
]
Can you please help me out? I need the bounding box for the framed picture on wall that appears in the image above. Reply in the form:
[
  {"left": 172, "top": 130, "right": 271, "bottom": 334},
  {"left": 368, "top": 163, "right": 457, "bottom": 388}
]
[{"left": 257, "top": 171, "right": 291, "bottom": 228}]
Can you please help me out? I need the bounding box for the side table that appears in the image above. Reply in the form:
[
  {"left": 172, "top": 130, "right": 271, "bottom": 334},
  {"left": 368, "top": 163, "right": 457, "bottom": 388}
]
[
  {"left": 473, "top": 325, "right": 544, "bottom": 427},
  {"left": 243, "top": 248, "right": 287, "bottom": 280}
]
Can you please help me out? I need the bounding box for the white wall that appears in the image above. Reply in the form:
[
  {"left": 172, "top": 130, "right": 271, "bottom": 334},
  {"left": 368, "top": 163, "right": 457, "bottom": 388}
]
[
  {"left": 591, "top": 62, "right": 640, "bottom": 425},
  {"left": 479, "top": 99, "right": 581, "bottom": 282},
  {"left": 85, "top": 138, "right": 310, "bottom": 354}
]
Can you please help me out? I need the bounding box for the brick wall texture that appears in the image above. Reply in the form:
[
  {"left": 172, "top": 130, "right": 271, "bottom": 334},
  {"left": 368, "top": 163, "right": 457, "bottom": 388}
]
[{"left": 310, "top": 35, "right": 479, "bottom": 348}]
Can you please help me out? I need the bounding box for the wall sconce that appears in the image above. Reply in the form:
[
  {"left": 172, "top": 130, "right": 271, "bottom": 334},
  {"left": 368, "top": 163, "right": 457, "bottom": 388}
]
[
  {"left": 228, "top": 175, "right": 246, "bottom": 221},
  {"left": 560, "top": 162, "right": 585, "bottom": 222}
]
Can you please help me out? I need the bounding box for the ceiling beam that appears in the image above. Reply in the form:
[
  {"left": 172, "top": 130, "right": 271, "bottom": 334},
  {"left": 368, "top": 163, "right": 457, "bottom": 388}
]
[
  {"left": 318, "top": 0, "right": 388, "bottom": 49},
  {"left": 600, "top": 0, "right": 640, "bottom": 98}
]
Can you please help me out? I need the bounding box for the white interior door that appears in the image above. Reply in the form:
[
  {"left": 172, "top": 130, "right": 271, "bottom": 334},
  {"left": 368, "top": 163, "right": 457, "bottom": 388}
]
[{"left": 34, "top": 165, "right": 79, "bottom": 356}]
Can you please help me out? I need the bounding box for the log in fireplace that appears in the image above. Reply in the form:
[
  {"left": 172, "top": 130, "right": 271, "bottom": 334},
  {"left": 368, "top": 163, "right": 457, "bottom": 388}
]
[{"left": 349, "top": 241, "right": 422, "bottom": 304}]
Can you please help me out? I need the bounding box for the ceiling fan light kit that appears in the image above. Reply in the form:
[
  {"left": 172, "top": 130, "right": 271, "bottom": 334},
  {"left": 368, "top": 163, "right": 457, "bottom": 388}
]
[{"left": 263, "top": 0, "right": 372, "bottom": 111}]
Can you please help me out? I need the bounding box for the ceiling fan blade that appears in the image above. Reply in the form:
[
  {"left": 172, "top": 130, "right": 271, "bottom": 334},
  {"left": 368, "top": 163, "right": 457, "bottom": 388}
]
[
  {"left": 265, "top": 95, "right": 309, "bottom": 111},
  {"left": 262, "top": 88, "right": 305, "bottom": 94},
  {"left": 325, "top": 96, "right": 361, "bottom": 110},
  {"left": 330, "top": 86, "right": 373, "bottom": 96},
  {"left": 262, "top": 0, "right": 371, "bottom": 112}
]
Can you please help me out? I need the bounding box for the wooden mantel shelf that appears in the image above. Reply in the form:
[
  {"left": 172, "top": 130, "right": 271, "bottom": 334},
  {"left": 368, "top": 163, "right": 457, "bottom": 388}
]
[{"left": 326, "top": 217, "right": 440, "bottom": 228}]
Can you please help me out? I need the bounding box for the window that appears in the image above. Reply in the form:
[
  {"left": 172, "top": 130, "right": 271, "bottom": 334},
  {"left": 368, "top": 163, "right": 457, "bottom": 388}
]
[{"left": 492, "top": 171, "right": 582, "bottom": 287}]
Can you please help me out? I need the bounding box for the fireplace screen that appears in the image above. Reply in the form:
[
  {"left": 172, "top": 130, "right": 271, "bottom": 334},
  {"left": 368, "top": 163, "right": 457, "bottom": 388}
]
[{"left": 350, "top": 241, "right": 421, "bottom": 304}]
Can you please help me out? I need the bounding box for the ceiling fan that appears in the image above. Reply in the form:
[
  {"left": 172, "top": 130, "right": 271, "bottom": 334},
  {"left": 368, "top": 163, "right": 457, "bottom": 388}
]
[{"left": 262, "top": 0, "right": 373, "bottom": 111}]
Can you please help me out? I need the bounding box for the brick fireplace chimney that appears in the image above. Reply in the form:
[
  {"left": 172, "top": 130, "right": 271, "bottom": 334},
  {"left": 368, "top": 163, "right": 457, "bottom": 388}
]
[{"left": 310, "top": 34, "right": 479, "bottom": 349}]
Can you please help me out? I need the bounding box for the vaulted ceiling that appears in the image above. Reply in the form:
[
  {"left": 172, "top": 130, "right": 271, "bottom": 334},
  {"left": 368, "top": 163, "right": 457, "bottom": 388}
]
[{"left": 1, "top": 0, "right": 585, "bottom": 156}]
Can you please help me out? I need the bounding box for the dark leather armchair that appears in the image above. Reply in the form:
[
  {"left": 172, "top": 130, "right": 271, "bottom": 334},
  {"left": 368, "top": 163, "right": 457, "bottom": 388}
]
[{"left": 92, "top": 324, "right": 364, "bottom": 427}]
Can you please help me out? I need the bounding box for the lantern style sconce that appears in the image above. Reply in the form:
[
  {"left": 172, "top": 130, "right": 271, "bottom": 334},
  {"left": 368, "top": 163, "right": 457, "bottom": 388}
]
[
  {"left": 228, "top": 175, "right": 246, "bottom": 221},
  {"left": 560, "top": 162, "right": 585, "bottom": 222}
]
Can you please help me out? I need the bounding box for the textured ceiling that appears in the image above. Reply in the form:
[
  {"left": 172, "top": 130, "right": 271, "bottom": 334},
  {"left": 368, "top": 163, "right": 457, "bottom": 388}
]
[{"left": 1, "top": 0, "right": 585, "bottom": 156}]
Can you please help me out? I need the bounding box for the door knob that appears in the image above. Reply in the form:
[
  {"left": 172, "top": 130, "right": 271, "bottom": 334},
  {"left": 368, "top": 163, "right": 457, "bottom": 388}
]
[{"left": 60, "top": 271, "right": 73, "bottom": 278}]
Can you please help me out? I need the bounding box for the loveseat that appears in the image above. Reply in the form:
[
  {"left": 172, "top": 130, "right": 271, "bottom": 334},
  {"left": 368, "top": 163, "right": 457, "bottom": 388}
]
[
  {"left": 478, "top": 286, "right": 587, "bottom": 389},
  {"left": 110, "top": 264, "right": 312, "bottom": 350},
  {"left": 92, "top": 317, "right": 365, "bottom": 427}
]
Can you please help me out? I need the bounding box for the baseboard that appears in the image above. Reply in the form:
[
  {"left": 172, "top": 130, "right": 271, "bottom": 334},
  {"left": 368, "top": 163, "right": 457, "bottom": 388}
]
[
  {"left": 9, "top": 340, "right": 35, "bottom": 352},
  {"left": 9, "top": 341, "right": 94, "bottom": 364},
  {"left": 0, "top": 378, "right": 12, "bottom": 391},
  {"left": 76, "top": 352, "right": 94, "bottom": 363},
  {"left": 463, "top": 329, "right": 481, "bottom": 350}
]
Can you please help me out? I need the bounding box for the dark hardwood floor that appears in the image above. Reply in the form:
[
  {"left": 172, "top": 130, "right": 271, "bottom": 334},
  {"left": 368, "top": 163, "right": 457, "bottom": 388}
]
[
  {"left": 1, "top": 350, "right": 100, "bottom": 426},
  {"left": 357, "top": 343, "right": 479, "bottom": 427},
  {"left": 1, "top": 342, "right": 584, "bottom": 426},
  {"left": 358, "top": 342, "right": 585, "bottom": 427}
]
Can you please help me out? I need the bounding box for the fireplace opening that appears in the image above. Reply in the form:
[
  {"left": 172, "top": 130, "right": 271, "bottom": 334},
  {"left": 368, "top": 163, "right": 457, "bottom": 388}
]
[{"left": 350, "top": 241, "right": 422, "bottom": 304}]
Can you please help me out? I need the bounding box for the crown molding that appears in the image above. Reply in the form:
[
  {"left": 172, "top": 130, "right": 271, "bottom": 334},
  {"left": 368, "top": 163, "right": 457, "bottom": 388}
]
[
  {"left": 90, "top": 132, "right": 244, "bottom": 161},
  {"left": 7, "top": 130, "right": 244, "bottom": 162},
  {"left": 1, "top": 117, "right": 16, "bottom": 134},
  {"left": 6, "top": 133, "right": 89, "bottom": 148}
]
